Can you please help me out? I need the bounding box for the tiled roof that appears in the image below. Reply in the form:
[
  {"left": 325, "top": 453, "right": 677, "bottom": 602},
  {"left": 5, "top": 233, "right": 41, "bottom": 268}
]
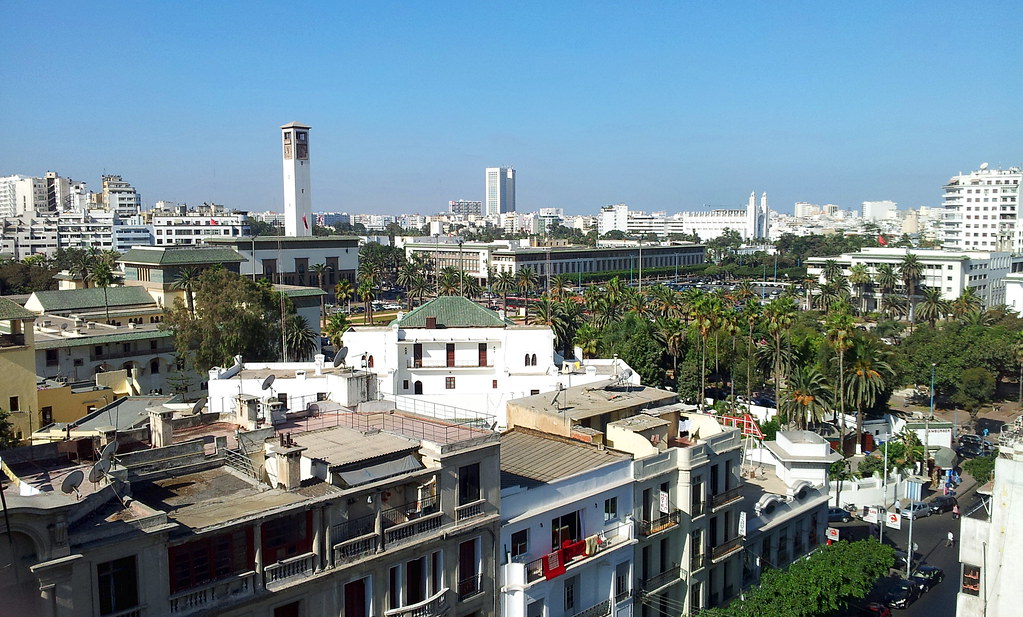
[
  {"left": 118, "top": 246, "right": 245, "bottom": 265},
  {"left": 499, "top": 428, "right": 630, "bottom": 489},
  {"left": 34, "top": 329, "right": 174, "bottom": 349},
  {"left": 396, "top": 296, "right": 511, "bottom": 329},
  {"left": 0, "top": 297, "right": 35, "bottom": 321},
  {"left": 28, "top": 287, "right": 156, "bottom": 312}
]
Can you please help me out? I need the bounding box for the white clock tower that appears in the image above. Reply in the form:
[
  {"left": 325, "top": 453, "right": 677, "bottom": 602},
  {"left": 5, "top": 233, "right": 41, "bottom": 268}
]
[{"left": 281, "top": 122, "right": 312, "bottom": 237}]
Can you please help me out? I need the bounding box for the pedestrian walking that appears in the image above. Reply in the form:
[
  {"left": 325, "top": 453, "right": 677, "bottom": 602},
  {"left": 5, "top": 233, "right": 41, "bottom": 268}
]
[
  {"left": 953, "top": 504, "right": 960, "bottom": 519},
  {"left": 947, "top": 531, "right": 955, "bottom": 547}
]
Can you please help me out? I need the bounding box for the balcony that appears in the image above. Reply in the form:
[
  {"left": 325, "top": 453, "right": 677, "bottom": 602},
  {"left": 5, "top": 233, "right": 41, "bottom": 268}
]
[
  {"left": 640, "top": 563, "right": 685, "bottom": 594},
  {"left": 691, "top": 500, "right": 705, "bottom": 519},
  {"left": 333, "top": 532, "right": 379, "bottom": 564},
  {"left": 168, "top": 571, "right": 256, "bottom": 614},
  {"left": 264, "top": 552, "right": 316, "bottom": 589},
  {"left": 91, "top": 345, "right": 176, "bottom": 362},
  {"left": 457, "top": 573, "right": 483, "bottom": 601},
  {"left": 570, "top": 599, "right": 611, "bottom": 617},
  {"left": 384, "top": 587, "right": 450, "bottom": 617},
  {"left": 406, "top": 359, "right": 493, "bottom": 369},
  {"left": 455, "top": 498, "right": 486, "bottom": 522},
  {"left": 525, "top": 523, "right": 630, "bottom": 582},
  {"left": 638, "top": 510, "right": 682, "bottom": 537},
  {"left": 384, "top": 512, "right": 444, "bottom": 546},
  {"left": 710, "top": 486, "right": 743, "bottom": 510},
  {"left": 710, "top": 536, "right": 743, "bottom": 562}
]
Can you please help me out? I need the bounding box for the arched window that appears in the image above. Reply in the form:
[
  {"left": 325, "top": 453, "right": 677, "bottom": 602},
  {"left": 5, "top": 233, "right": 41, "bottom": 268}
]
[
  {"left": 150, "top": 359, "right": 161, "bottom": 374},
  {"left": 531, "top": 353, "right": 537, "bottom": 366},
  {"left": 524, "top": 354, "right": 532, "bottom": 366},
  {"left": 414, "top": 381, "right": 423, "bottom": 395}
]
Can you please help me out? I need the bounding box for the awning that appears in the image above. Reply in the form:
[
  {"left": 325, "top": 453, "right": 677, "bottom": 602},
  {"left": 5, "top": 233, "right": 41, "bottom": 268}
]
[{"left": 337, "top": 454, "right": 423, "bottom": 487}]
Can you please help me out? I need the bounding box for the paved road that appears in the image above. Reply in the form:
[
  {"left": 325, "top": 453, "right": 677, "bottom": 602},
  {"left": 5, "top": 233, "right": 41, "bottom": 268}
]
[{"left": 831, "top": 477, "right": 981, "bottom": 616}]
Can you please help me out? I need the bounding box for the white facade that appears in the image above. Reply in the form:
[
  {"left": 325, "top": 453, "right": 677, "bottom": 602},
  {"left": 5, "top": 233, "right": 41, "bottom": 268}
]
[
  {"left": 100, "top": 175, "right": 142, "bottom": 218},
  {"left": 282, "top": 122, "right": 313, "bottom": 237},
  {"left": 150, "top": 203, "right": 249, "bottom": 246},
  {"left": 941, "top": 164, "right": 1022, "bottom": 252},
  {"left": 486, "top": 167, "right": 516, "bottom": 216},
  {"left": 0, "top": 175, "right": 46, "bottom": 217},
  {"left": 598, "top": 203, "right": 630, "bottom": 236},
  {"left": 596, "top": 194, "right": 769, "bottom": 241},
  {"left": 861, "top": 200, "right": 898, "bottom": 221},
  {"left": 806, "top": 247, "right": 1021, "bottom": 309}
]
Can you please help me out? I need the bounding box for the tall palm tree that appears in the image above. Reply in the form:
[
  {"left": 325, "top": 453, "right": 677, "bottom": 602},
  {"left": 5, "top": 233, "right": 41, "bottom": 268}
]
[
  {"left": 334, "top": 280, "right": 353, "bottom": 314},
  {"left": 90, "top": 261, "right": 115, "bottom": 322},
  {"left": 173, "top": 266, "right": 200, "bottom": 318},
  {"left": 309, "top": 263, "right": 331, "bottom": 325},
  {"left": 284, "top": 314, "right": 319, "bottom": 361},
  {"left": 654, "top": 317, "right": 687, "bottom": 376},
  {"left": 408, "top": 274, "right": 433, "bottom": 308},
  {"left": 550, "top": 274, "right": 572, "bottom": 301},
  {"left": 916, "top": 287, "right": 950, "bottom": 328},
  {"left": 70, "top": 253, "right": 93, "bottom": 288},
  {"left": 515, "top": 266, "right": 539, "bottom": 324},
  {"left": 558, "top": 299, "right": 585, "bottom": 358},
  {"left": 899, "top": 254, "right": 923, "bottom": 327},
  {"left": 845, "top": 336, "right": 895, "bottom": 455},
  {"left": 574, "top": 325, "right": 600, "bottom": 359},
  {"left": 438, "top": 267, "right": 460, "bottom": 296},
  {"left": 740, "top": 299, "right": 762, "bottom": 401},
  {"left": 879, "top": 293, "right": 908, "bottom": 320},
  {"left": 822, "top": 259, "right": 843, "bottom": 284},
  {"left": 951, "top": 288, "right": 982, "bottom": 320},
  {"left": 875, "top": 263, "right": 899, "bottom": 295},
  {"left": 764, "top": 296, "right": 796, "bottom": 404},
  {"left": 357, "top": 280, "right": 376, "bottom": 324},
  {"left": 692, "top": 292, "right": 723, "bottom": 410},
  {"left": 781, "top": 365, "right": 832, "bottom": 430},
  {"left": 493, "top": 270, "right": 517, "bottom": 318},
  {"left": 649, "top": 285, "right": 680, "bottom": 320},
  {"left": 825, "top": 307, "right": 854, "bottom": 452},
  {"left": 848, "top": 263, "right": 872, "bottom": 315},
  {"left": 1013, "top": 332, "right": 1023, "bottom": 404},
  {"left": 322, "top": 313, "right": 351, "bottom": 349},
  {"left": 531, "top": 296, "right": 566, "bottom": 352}
]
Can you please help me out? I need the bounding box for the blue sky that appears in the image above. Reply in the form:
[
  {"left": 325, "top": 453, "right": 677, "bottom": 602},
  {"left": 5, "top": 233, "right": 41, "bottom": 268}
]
[{"left": 2, "top": 2, "right": 1020, "bottom": 216}]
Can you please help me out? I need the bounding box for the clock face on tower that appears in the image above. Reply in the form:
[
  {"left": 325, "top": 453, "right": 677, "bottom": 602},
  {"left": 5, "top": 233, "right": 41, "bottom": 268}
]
[{"left": 284, "top": 144, "right": 293, "bottom": 160}]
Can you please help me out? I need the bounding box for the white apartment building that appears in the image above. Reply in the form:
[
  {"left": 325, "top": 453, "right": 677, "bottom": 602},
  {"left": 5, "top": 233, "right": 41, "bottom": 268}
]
[
  {"left": 793, "top": 202, "right": 820, "bottom": 218},
  {"left": 450, "top": 200, "right": 483, "bottom": 216},
  {"left": 0, "top": 174, "right": 46, "bottom": 217},
  {"left": 597, "top": 193, "right": 770, "bottom": 241},
  {"left": 0, "top": 217, "right": 59, "bottom": 259},
  {"left": 806, "top": 247, "right": 1022, "bottom": 309},
  {"left": 861, "top": 200, "right": 898, "bottom": 221},
  {"left": 149, "top": 202, "right": 250, "bottom": 245},
  {"left": 941, "top": 164, "right": 1022, "bottom": 252},
  {"left": 99, "top": 175, "right": 142, "bottom": 218},
  {"left": 499, "top": 429, "right": 636, "bottom": 617},
  {"left": 486, "top": 167, "right": 516, "bottom": 216},
  {"left": 57, "top": 209, "right": 118, "bottom": 251},
  {"left": 342, "top": 296, "right": 639, "bottom": 426}
]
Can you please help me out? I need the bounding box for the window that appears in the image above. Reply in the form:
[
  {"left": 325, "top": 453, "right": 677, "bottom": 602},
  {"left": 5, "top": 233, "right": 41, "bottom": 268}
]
[
  {"left": 604, "top": 497, "right": 618, "bottom": 521},
  {"left": 45, "top": 349, "right": 58, "bottom": 366},
  {"left": 511, "top": 529, "right": 528, "bottom": 558},
  {"left": 445, "top": 376, "right": 456, "bottom": 389},
  {"left": 367, "top": 355, "right": 374, "bottom": 368},
  {"left": 615, "top": 561, "right": 630, "bottom": 601},
  {"left": 458, "top": 537, "right": 482, "bottom": 600},
  {"left": 150, "top": 359, "right": 160, "bottom": 374},
  {"left": 41, "top": 406, "right": 53, "bottom": 425},
  {"left": 478, "top": 343, "right": 487, "bottom": 367},
  {"left": 551, "top": 510, "right": 581, "bottom": 546},
  {"left": 446, "top": 343, "right": 455, "bottom": 367},
  {"left": 564, "top": 575, "right": 578, "bottom": 612},
  {"left": 97, "top": 556, "right": 139, "bottom": 615},
  {"left": 169, "top": 528, "right": 253, "bottom": 593},
  {"left": 458, "top": 463, "right": 480, "bottom": 505},
  {"left": 122, "top": 343, "right": 131, "bottom": 354},
  {"left": 530, "top": 389, "right": 540, "bottom": 395},
  {"left": 343, "top": 578, "right": 370, "bottom": 617},
  {"left": 690, "top": 581, "right": 702, "bottom": 611},
  {"left": 492, "top": 379, "right": 498, "bottom": 389},
  {"left": 524, "top": 353, "right": 532, "bottom": 366},
  {"left": 403, "top": 380, "right": 409, "bottom": 390},
  {"left": 274, "top": 601, "right": 301, "bottom": 617},
  {"left": 95, "top": 345, "right": 103, "bottom": 356},
  {"left": 8, "top": 396, "right": 18, "bottom": 412},
  {"left": 262, "top": 512, "right": 311, "bottom": 563},
  {"left": 962, "top": 564, "right": 981, "bottom": 596}
]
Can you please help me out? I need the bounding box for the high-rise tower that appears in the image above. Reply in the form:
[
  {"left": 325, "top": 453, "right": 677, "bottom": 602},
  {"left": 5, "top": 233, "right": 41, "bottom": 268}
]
[
  {"left": 281, "top": 122, "right": 312, "bottom": 237},
  {"left": 485, "top": 167, "right": 515, "bottom": 217}
]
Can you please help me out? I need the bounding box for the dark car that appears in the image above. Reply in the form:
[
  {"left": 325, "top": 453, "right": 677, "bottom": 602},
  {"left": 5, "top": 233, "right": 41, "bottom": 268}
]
[
  {"left": 930, "top": 495, "right": 958, "bottom": 514},
  {"left": 828, "top": 507, "right": 853, "bottom": 523},
  {"left": 884, "top": 579, "right": 919, "bottom": 609},
  {"left": 958, "top": 445, "right": 982, "bottom": 459},
  {"left": 959, "top": 434, "right": 982, "bottom": 447},
  {"left": 910, "top": 565, "right": 944, "bottom": 593}
]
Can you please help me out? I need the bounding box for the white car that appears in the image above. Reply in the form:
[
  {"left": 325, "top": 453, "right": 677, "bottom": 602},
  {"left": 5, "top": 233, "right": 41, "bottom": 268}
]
[{"left": 900, "top": 501, "right": 931, "bottom": 520}]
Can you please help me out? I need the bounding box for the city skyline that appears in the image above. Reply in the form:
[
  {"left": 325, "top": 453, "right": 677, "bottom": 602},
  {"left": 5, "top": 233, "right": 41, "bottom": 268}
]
[{"left": 2, "top": 2, "right": 1020, "bottom": 216}]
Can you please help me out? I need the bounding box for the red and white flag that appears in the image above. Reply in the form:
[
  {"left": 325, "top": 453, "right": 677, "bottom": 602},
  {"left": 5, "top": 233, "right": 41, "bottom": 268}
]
[{"left": 877, "top": 235, "right": 887, "bottom": 246}]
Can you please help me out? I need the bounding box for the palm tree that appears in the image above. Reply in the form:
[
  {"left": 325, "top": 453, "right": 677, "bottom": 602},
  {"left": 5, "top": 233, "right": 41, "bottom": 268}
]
[
  {"left": 802, "top": 276, "right": 818, "bottom": 311},
  {"left": 438, "top": 267, "right": 460, "bottom": 295},
  {"left": 781, "top": 365, "right": 832, "bottom": 430},
  {"left": 822, "top": 259, "right": 843, "bottom": 284},
  {"left": 90, "top": 261, "right": 115, "bottom": 322},
  {"left": 825, "top": 307, "right": 854, "bottom": 452},
  {"left": 764, "top": 296, "right": 797, "bottom": 405},
  {"left": 70, "top": 253, "right": 93, "bottom": 288},
  {"left": 531, "top": 296, "right": 567, "bottom": 352},
  {"left": 649, "top": 285, "right": 679, "bottom": 320},
  {"left": 845, "top": 336, "right": 895, "bottom": 455},
  {"left": 493, "top": 270, "right": 517, "bottom": 318},
  {"left": 848, "top": 263, "right": 872, "bottom": 315},
  {"left": 951, "top": 288, "right": 982, "bottom": 320},
  {"left": 309, "top": 263, "right": 330, "bottom": 325},
  {"left": 916, "top": 287, "right": 950, "bottom": 328},
  {"left": 879, "top": 293, "right": 908, "bottom": 320},
  {"left": 558, "top": 299, "right": 585, "bottom": 358},
  {"left": 550, "top": 274, "right": 572, "bottom": 301},
  {"left": 408, "top": 274, "right": 433, "bottom": 308},
  {"left": 173, "top": 266, "right": 200, "bottom": 318},
  {"left": 334, "top": 280, "right": 353, "bottom": 314},
  {"left": 516, "top": 267, "right": 539, "bottom": 323},
  {"left": 1014, "top": 332, "right": 1023, "bottom": 404},
  {"left": 692, "top": 292, "right": 723, "bottom": 410},
  {"left": 574, "top": 325, "right": 600, "bottom": 359},
  {"left": 357, "top": 280, "right": 376, "bottom": 324},
  {"left": 284, "top": 314, "right": 319, "bottom": 361},
  {"left": 899, "top": 254, "right": 923, "bottom": 327},
  {"left": 655, "top": 317, "right": 687, "bottom": 377},
  {"left": 875, "top": 263, "right": 899, "bottom": 295},
  {"left": 322, "top": 313, "right": 351, "bottom": 349},
  {"left": 740, "top": 299, "right": 762, "bottom": 401}
]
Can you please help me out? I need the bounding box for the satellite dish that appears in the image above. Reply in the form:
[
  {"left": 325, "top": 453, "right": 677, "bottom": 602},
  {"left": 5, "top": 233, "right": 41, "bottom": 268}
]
[
  {"left": 61, "top": 323, "right": 68, "bottom": 330},
  {"left": 621, "top": 368, "right": 634, "bottom": 381},
  {"left": 61, "top": 470, "right": 85, "bottom": 496},
  {"left": 261, "top": 374, "right": 276, "bottom": 390},
  {"left": 980, "top": 162, "right": 989, "bottom": 170},
  {"left": 191, "top": 397, "right": 207, "bottom": 415},
  {"left": 88, "top": 459, "right": 110, "bottom": 483},
  {"left": 100, "top": 440, "right": 118, "bottom": 461},
  {"left": 333, "top": 346, "right": 349, "bottom": 367}
]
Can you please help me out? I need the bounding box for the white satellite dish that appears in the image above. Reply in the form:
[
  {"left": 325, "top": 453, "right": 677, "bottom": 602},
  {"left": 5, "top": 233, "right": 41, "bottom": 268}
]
[
  {"left": 191, "top": 397, "right": 207, "bottom": 415},
  {"left": 261, "top": 374, "right": 276, "bottom": 391},
  {"left": 621, "top": 368, "right": 634, "bottom": 381},
  {"left": 100, "top": 440, "right": 118, "bottom": 461},
  {"left": 61, "top": 470, "right": 85, "bottom": 497},
  {"left": 88, "top": 459, "right": 110, "bottom": 483},
  {"left": 980, "top": 162, "right": 989, "bottom": 170}
]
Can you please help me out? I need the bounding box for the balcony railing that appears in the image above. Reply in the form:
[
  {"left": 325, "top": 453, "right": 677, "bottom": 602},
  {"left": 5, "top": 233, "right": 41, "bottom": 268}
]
[
  {"left": 384, "top": 511, "right": 444, "bottom": 546},
  {"left": 455, "top": 498, "right": 485, "bottom": 522},
  {"left": 639, "top": 510, "right": 681, "bottom": 536},
  {"left": 710, "top": 536, "right": 742, "bottom": 562},
  {"left": 92, "top": 344, "right": 176, "bottom": 361},
  {"left": 710, "top": 485, "right": 743, "bottom": 510},
  {"left": 333, "top": 532, "right": 379, "bottom": 564},
  {"left": 640, "top": 563, "right": 685, "bottom": 592},
  {"left": 168, "top": 571, "right": 256, "bottom": 614},
  {"left": 690, "top": 552, "right": 706, "bottom": 573},
  {"left": 407, "top": 359, "right": 493, "bottom": 369},
  {"left": 691, "top": 500, "right": 705, "bottom": 518},
  {"left": 570, "top": 599, "right": 611, "bottom": 617},
  {"left": 457, "top": 573, "right": 483, "bottom": 601},
  {"left": 332, "top": 513, "right": 377, "bottom": 543},
  {"left": 524, "top": 524, "right": 628, "bottom": 582},
  {"left": 265, "top": 552, "right": 315, "bottom": 589},
  {"left": 384, "top": 587, "right": 449, "bottom": 617}
]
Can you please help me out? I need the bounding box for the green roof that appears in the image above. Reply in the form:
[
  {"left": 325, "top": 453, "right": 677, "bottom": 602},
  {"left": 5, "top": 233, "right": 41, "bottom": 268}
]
[
  {"left": 0, "top": 297, "right": 35, "bottom": 321},
  {"left": 29, "top": 287, "right": 156, "bottom": 312},
  {"left": 35, "top": 329, "right": 174, "bottom": 350},
  {"left": 275, "top": 284, "right": 326, "bottom": 298},
  {"left": 395, "top": 296, "right": 511, "bottom": 328},
  {"left": 119, "top": 246, "right": 246, "bottom": 265}
]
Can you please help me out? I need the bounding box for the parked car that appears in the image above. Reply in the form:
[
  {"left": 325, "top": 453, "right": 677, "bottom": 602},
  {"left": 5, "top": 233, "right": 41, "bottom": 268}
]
[
  {"left": 959, "top": 434, "right": 982, "bottom": 448},
  {"left": 930, "top": 495, "right": 958, "bottom": 514},
  {"left": 900, "top": 501, "right": 930, "bottom": 520},
  {"left": 958, "top": 445, "right": 982, "bottom": 459},
  {"left": 857, "top": 602, "right": 892, "bottom": 617},
  {"left": 884, "top": 579, "right": 919, "bottom": 609},
  {"left": 828, "top": 507, "right": 853, "bottom": 523},
  {"left": 910, "top": 565, "right": 944, "bottom": 593}
]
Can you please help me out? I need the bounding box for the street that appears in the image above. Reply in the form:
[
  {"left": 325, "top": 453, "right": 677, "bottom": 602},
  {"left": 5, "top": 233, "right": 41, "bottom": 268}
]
[{"left": 830, "top": 476, "right": 981, "bottom": 616}]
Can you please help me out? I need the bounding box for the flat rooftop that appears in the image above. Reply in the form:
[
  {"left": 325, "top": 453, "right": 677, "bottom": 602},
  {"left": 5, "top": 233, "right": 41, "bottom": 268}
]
[
  {"left": 278, "top": 409, "right": 494, "bottom": 448},
  {"left": 509, "top": 379, "right": 678, "bottom": 422},
  {"left": 293, "top": 425, "right": 419, "bottom": 468},
  {"left": 500, "top": 428, "right": 630, "bottom": 489}
]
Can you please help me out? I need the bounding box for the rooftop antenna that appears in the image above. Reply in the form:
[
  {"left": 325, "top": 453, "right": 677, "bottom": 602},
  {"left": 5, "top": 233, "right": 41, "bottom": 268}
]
[
  {"left": 88, "top": 458, "right": 110, "bottom": 484},
  {"left": 191, "top": 396, "right": 207, "bottom": 416},
  {"left": 60, "top": 470, "right": 85, "bottom": 499},
  {"left": 551, "top": 382, "right": 565, "bottom": 410},
  {"left": 333, "top": 346, "right": 349, "bottom": 369}
]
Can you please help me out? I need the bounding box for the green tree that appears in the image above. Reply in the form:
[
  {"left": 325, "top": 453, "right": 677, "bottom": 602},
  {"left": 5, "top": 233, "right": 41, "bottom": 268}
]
[
  {"left": 848, "top": 263, "right": 872, "bottom": 315},
  {"left": 780, "top": 365, "right": 832, "bottom": 429},
  {"left": 173, "top": 266, "right": 201, "bottom": 319},
  {"left": 322, "top": 313, "right": 351, "bottom": 349},
  {"left": 493, "top": 270, "right": 517, "bottom": 318},
  {"left": 846, "top": 336, "right": 895, "bottom": 455},
  {"left": 900, "top": 254, "right": 923, "bottom": 327},
  {"left": 0, "top": 409, "right": 19, "bottom": 449},
  {"left": 916, "top": 287, "right": 949, "bottom": 328},
  {"left": 284, "top": 314, "right": 319, "bottom": 361},
  {"left": 952, "top": 367, "right": 996, "bottom": 419},
  {"left": 309, "top": 263, "right": 331, "bottom": 324},
  {"left": 89, "top": 261, "right": 115, "bottom": 322}
]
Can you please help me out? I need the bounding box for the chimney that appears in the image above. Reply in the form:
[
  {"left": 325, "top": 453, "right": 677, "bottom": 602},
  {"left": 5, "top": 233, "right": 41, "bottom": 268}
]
[
  {"left": 426, "top": 316, "right": 437, "bottom": 329},
  {"left": 148, "top": 408, "right": 174, "bottom": 448},
  {"left": 271, "top": 443, "right": 307, "bottom": 490},
  {"left": 314, "top": 354, "right": 325, "bottom": 375}
]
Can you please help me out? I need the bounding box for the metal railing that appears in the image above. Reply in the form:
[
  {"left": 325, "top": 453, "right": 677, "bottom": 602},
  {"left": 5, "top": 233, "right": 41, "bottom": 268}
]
[
  {"left": 641, "top": 563, "right": 684, "bottom": 592},
  {"left": 381, "top": 494, "right": 439, "bottom": 527},
  {"left": 691, "top": 499, "right": 705, "bottom": 518},
  {"left": 711, "top": 536, "right": 742, "bottom": 561},
  {"left": 264, "top": 552, "right": 315, "bottom": 589},
  {"left": 457, "top": 573, "right": 483, "bottom": 601},
  {"left": 570, "top": 599, "right": 611, "bottom": 617},
  {"left": 710, "top": 485, "right": 743, "bottom": 509},
  {"left": 219, "top": 448, "right": 260, "bottom": 480},
  {"left": 168, "top": 571, "right": 256, "bottom": 614},
  {"left": 0, "top": 333, "right": 26, "bottom": 347},
  {"left": 407, "top": 359, "right": 494, "bottom": 369},
  {"left": 639, "top": 510, "right": 681, "bottom": 536},
  {"left": 383, "top": 587, "right": 449, "bottom": 617},
  {"left": 455, "top": 498, "right": 485, "bottom": 522},
  {"left": 332, "top": 513, "right": 377, "bottom": 543}
]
